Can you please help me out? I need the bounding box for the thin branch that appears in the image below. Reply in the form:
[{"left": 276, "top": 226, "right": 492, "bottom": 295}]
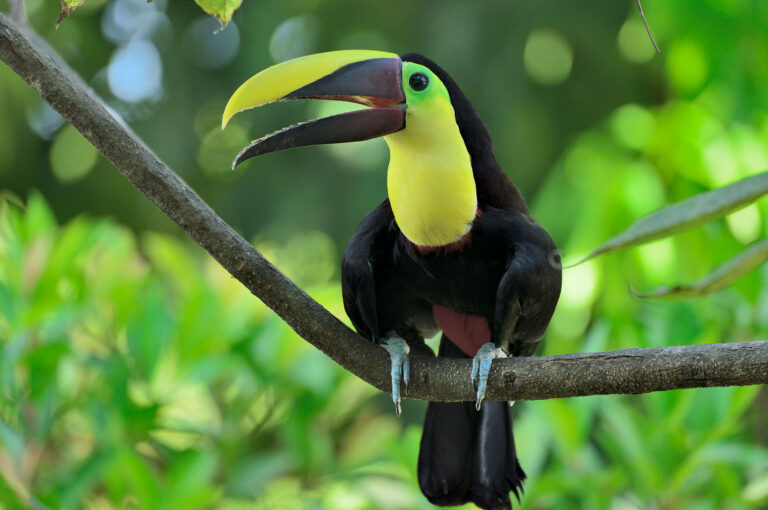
[
  {"left": 637, "top": 0, "right": 661, "bottom": 53},
  {"left": 8, "top": 0, "right": 26, "bottom": 25},
  {"left": 1, "top": 13, "right": 766, "bottom": 403}
]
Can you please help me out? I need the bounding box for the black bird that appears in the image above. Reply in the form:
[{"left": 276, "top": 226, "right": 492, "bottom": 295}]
[{"left": 222, "top": 50, "right": 562, "bottom": 509}]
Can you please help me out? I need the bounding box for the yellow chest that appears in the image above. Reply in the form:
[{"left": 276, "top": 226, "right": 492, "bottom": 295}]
[{"left": 384, "top": 105, "right": 477, "bottom": 247}]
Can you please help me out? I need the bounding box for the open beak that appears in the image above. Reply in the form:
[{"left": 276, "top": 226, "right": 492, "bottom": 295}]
[{"left": 222, "top": 50, "right": 406, "bottom": 168}]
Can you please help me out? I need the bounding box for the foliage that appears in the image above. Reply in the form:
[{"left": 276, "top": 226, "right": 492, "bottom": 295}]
[
  {"left": 55, "top": 0, "right": 84, "bottom": 27},
  {"left": 1, "top": 189, "right": 767, "bottom": 508},
  {"left": 193, "top": 0, "right": 243, "bottom": 30},
  {"left": 56, "top": 0, "right": 243, "bottom": 29},
  {"left": 0, "top": 195, "right": 427, "bottom": 509},
  {"left": 577, "top": 171, "right": 768, "bottom": 298},
  {"left": 580, "top": 172, "right": 768, "bottom": 262},
  {"left": 634, "top": 238, "right": 768, "bottom": 299}
]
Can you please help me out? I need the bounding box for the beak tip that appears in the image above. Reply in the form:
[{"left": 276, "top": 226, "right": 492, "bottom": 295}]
[
  {"left": 232, "top": 147, "right": 250, "bottom": 169},
  {"left": 222, "top": 97, "right": 239, "bottom": 129}
]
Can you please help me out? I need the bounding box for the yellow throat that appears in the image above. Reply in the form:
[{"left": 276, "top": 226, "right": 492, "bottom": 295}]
[{"left": 384, "top": 82, "right": 477, "bottom": 247}]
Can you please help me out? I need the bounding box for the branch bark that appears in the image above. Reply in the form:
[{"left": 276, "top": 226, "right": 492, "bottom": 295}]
[{"left": 1, "top": 13, "right": 766, "bottom": 403}]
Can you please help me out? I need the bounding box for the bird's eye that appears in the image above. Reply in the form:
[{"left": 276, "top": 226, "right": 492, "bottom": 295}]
[{"left": 409, "top": 73, "right": 429, "bottom": 91}]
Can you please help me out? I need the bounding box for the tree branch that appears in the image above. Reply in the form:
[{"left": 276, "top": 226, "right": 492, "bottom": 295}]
[{"left": 1, "top": 13, "right": 765, "bottom": 403}]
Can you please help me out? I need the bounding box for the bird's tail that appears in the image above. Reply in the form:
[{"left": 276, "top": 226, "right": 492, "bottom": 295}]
[{"left": 417, "top": 335, "right": 525, "bottom": 510}]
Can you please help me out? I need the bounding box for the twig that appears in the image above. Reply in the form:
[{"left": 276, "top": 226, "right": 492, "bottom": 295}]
[
  {"left": 8, "top": 0, "right": 26, "bottom": 25},
  {"left": 637, "top": 0, "right": 661, "bottom": 53},
  {"left": 1, "top": 13, "right": 765, "bottom": 403}
]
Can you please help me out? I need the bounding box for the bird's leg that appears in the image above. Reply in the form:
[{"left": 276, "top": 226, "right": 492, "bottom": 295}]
[
  {"left": 471, "top": 342, "right": 507, "bottom": 410},
  {"left": 381, "top": 337, "right": 410, "bottom": 416}
]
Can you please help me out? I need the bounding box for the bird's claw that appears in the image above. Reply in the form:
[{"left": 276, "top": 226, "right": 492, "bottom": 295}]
[
  {"left": 471, "top": 342, "right": 506, "bottom": 410},
  {"left": 382, "top": 337, "right": 410, "bottom": 416}
]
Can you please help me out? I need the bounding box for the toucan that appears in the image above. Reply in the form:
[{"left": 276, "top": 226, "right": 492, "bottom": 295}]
[{"left": 222, "top": 50, "right": 562, "bottom": 509}]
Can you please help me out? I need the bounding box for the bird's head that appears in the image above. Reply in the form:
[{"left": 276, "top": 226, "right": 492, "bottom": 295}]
[
  {"left": 222, "top": 50, "right": 495, "bottom": 246},
  {"left": 222, "top": 50, "right": 490, "bottom": 165}
]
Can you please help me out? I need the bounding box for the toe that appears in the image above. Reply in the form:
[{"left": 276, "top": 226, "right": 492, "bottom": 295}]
[
  {"left": 471, "top": 342, "right": 504, "bottom": 410},
  {"left": 403, "top": 355, "right": 410, "bottom": 394},
  {"left": 381, "top": 337, "right": 410, "bottom": 416}
]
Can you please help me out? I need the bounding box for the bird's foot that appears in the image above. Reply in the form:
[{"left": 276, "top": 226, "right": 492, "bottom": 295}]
[
  {"left": 381, "top": 337, "right": 410, "bottom": 416},
  {"left": 471, "top": 342, "right": 506, "bottom": 410}
]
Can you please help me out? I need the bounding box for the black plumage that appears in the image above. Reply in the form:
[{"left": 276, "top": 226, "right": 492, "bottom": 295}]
[{"left": 341, "top": 54, "right": 561, "bottom": 509}]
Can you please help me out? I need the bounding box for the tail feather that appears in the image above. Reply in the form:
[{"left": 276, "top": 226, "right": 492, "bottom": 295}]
[
  {"left": 418, "top": 335, "right": 525, "bottom": 509},
  {"left": 418, "top": 401, "right": 475, "bottom": 505},
  {"left": 471, "top": 401, "right": 525, "bottom": 508}
]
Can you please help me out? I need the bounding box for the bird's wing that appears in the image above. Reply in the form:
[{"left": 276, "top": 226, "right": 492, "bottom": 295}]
[
  {"left": 341, "top": 200, "right": 397, "bottom": 341},
  {"left": 492, "top": 217, "right": 562, "bottom": 357}
]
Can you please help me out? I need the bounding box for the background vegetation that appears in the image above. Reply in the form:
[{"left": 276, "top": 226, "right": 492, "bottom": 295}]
[{"left": 1, "top": 0, "right": 768, "bottom": 508}]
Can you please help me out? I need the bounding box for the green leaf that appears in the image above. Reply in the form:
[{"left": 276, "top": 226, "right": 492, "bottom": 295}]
[
  {"left": 743, "top": 471, "right": 768, "bottom": 504},
  {"left": 59, "top": 450, "right": 116, "bottom": 509},
  {"left": 106, "top": 447, "right": 161, "bottom": 510},
  {"left": 126, "top": 284, "right": 173, "bottom": 379},
  {"left": 24, "top": 341, "right": 69, "bottom": 399},
  {"left": 633, "top": 238, "right": 768, "bottom": 299},
  {"left": 167, "top": 450, "right": 219, "bottom": 510},
  {"left": 576, "top": 171, "right": 768, "bottom": 263},
  {"left": 25, "top": 191, "right": 57, "bottom": 238},
  {"left": 56, "top": 0, "right": 86, "bottom": 28},
  {"left": 194, "top": 0, "right": 243, "bottom": 29},
  {"left": 0, "top": 474, "right": 27, "bottom": 508}
]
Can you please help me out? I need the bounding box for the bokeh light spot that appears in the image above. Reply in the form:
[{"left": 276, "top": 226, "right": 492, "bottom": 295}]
[
  {"left": 703, "top": 134, "right": 737, "bottom": 186},
  {"left": 269, "top": 15, "right": 318, "bottom": 64},
  {"left": 50, "top": 125, "right": 98, "bottom": 182},
  {"left": 560, "top": 260, "right": 598, "bottom": 307},
  {"left": 256, "top": 230, "right": 338, "bottom": 287},
  {"left": 101, "top": 0, "right": 167, "bottom": 45},
  {"left": 617, "top": 18, "right": 657, "bottom": 64},
  {"left": 637, "top": 238, "right": 675, "bottom": 282},
  {"left": 182, "top": 16, "right": 240, "bottom": 69},
  {"left": 198, "top": 125, "right": 249, "bottom": 179},
  {"left": 108, "top": 38, "right": 163, "bottom": 103},
  {"left": 620, "top": 161, "right": 665, "bottom": 218},
  {"left": 727, "top": 204, "right": 761, "bottom": 245},
  {"left": 523, "top": 29, "right": 573, "bottom": 86},
  {"left": 666, "top": 40, "right": 708, "bottom": 95},
  {"left": 610, "top": 104, "right": 656, "bottom": 151},
  {"left": 27, "top": 101, "right": 65, "bottom": 141},
  {"left": 550, "top": 261, "right": 599, "bottom": 341},
  {"left": 732, "top": 125, "right": 768, "bottom": 177}
]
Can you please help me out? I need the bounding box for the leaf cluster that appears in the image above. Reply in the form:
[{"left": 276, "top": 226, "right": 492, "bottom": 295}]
[
  {"left": 57, "top": 0, "right": 242, "bottom": 29},
  {"left": 0, "top": 195, "right": 427, "bottom": 509}
]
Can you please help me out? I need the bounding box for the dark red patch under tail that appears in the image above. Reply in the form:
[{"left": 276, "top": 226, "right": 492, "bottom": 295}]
[{"left": 432, "top": 304, "right": 491, "bottom": 357}]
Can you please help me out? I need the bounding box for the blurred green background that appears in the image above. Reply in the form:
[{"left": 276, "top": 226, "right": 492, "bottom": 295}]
[{"left": 2, "top": 0, "right": 768, "bottom": 508}]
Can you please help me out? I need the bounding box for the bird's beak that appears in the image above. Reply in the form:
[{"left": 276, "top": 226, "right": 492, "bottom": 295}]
[{"left": 222, "top": 50, "right": 406, "bottom": 168}]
